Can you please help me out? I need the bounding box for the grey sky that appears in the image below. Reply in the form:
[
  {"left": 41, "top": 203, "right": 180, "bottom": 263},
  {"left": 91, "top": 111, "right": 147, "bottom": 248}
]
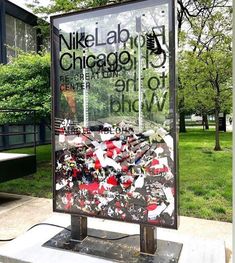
[{"left": 8, "top": 0, "right": 48, "bottom": 14}]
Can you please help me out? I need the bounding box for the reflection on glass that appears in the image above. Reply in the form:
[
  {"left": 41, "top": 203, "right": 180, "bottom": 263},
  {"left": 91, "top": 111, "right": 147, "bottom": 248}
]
[{"left": 5, "top": 14, "right": 37, "bottom": 62}]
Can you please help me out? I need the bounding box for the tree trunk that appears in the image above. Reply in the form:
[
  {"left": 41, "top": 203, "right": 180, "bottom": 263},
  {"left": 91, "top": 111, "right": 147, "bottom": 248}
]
[
  {"left": 214, "top": 109, "right": 222, "bottom": 151},
  {"left": 179, "top": 111, "right": 186, "bottom": 133},
  {"left": 202, "top": 114, "right": 209, "bottom": 130}
]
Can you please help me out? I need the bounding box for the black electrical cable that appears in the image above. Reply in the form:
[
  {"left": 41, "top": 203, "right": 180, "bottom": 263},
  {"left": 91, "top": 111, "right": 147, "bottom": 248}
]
[
  {"left": 0, "top": 238, "right": 15, "bottom": 242},
  {"left": 27, "top": 223, "right": 71, "bottom": 232},
  {"left": 0, "top": 223, "right": 69, "bottom": 242},
  {"left": 0, "top": 222, "right": 140, "bottom": 242},
  {"left": 88, "top": 234, "right": 140, "bottom": 241}
]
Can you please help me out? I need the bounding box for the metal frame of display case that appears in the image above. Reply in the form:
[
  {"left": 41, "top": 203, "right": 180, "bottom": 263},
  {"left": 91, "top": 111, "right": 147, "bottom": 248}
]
[{"left": 50, "top": 0, "right": 179, "bottom": 258}]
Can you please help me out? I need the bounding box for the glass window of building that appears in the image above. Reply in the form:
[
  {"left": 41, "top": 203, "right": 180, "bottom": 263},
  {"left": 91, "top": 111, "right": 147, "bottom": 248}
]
[{"left": 5, "top": 14, "right": 37, "bottom": 62}]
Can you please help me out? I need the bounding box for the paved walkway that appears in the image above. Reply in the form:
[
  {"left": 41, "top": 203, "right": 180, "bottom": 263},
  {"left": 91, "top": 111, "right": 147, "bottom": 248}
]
[
  {"left": 0, "top": 193, "right": 52, "bottom": 245},
  {"left": 186, "top": 124, "right": 233, "bottom": 132},
  {"left": 0, "top": 192, "right": 232, "bottom": 262}
]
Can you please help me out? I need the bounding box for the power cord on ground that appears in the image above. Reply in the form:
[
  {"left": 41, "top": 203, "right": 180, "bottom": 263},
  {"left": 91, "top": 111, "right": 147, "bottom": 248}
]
[
  {"left": 0, "top": 237, "right": 15, "bottom": 242},
  {"left": 0, "top": 222, "right": 139, "bottom": 242}
]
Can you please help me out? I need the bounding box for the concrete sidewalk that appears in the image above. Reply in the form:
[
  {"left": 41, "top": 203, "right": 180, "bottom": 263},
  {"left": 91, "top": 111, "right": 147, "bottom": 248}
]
[
  {"left": 0, "top": 192, "right": 232, "bottom": 262},
  {"left": 0, "top": 193, "right": 52, "bottom": 245}
]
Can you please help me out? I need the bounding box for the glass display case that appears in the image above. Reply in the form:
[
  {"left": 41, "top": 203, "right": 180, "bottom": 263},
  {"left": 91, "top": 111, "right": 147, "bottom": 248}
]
[{"left": 51, "top": 0, "right": 178, "bottom": 229}]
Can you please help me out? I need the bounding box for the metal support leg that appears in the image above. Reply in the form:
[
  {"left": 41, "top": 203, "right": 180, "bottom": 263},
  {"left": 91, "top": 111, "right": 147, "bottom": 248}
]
[
  {"left": 71, "top": 215, "right": 87, "bottom": 241},
  {"left": 140, "top": 224, "right": 156, "bottom": 255}
]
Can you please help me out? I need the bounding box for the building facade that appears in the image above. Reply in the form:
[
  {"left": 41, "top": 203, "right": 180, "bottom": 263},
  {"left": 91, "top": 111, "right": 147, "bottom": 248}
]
[
  {"left": 0, "top": 1, "right": 50, "bottom": 149},
  {"left": 0, "top": 0, "right": 41, "bottom": 64}
]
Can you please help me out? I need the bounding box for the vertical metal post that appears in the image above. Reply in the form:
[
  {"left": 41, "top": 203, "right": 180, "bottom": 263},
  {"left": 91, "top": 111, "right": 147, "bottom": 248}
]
[
  {"left": 71, "top": 215, "right": 87, "bottom": 241},
  {"left": 0, "top": 0, "right": 7, "bottom": 64},
  {"left": 140, "top": 224, "right": 156, "bottom": 255},
  {"left": 83, "top": 66, "right": 88, "bottom": 127},
  {"left": 82, "top": 27, "right": 88, "bottom": 128},
  {"left": 33, "top": 110, "right": 36, "bottom": 155},
  {"left": 136, "top": 16, "right": 143, "bottom": 133}
]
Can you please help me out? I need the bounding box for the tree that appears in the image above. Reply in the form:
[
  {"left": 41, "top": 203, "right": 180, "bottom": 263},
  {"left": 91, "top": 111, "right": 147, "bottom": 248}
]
[
  {"left": 177, "top": 0, "right": 231, "bottom": 133},
  {"left": 0, "top": 52, "right": 51, "bottom": 125},
  {"left": 179, "top": 8, "right": 232, "bottom": 150}
]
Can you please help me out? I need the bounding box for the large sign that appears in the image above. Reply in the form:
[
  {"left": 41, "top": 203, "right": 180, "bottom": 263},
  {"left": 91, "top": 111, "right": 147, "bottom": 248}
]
[{"left": 51, "top": 0, "right": 178, "bottom": 228}]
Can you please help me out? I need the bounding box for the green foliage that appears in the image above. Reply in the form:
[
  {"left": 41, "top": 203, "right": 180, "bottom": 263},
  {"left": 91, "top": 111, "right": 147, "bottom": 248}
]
[
  {"left": 179, "top": 48, "right": 232, "bottom": 115},
  {"left": 180, "top": 128, "right": 232, "bottom": 222},
  {"left": 28, "top": 0, "right": 125, "bottom": 16},
  {"left": 28, "top": 0, "right": 128, "bottom": 48},
  {"left": 177, "top": 0, "right": 232, "bottom": 134},
  {"left": 0, "top": 52, "right": 51, "bottom": 124},
  {"left": 178, "top": 0, "right": 232, "bottom": 113},
  {"left": 178, "top": 1, "right": 232, "bottom": 149}
]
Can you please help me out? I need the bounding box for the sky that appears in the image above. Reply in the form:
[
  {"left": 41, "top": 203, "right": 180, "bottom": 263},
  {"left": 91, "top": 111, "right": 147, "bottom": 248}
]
[{"left": 8, "top": 0, "right": 48, "bottom": 14}]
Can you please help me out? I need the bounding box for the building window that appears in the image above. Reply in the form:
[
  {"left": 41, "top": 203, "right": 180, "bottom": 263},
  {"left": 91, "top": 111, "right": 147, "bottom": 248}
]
[{"left": 5, "top": 14, "right": 37, "bottom": 62}]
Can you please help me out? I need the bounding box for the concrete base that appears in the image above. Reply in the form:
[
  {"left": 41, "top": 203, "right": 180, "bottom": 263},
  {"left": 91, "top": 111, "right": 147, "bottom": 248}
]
[
  {"left": 43, "top": 228, "right": 182, "bottom": 262},
  {"left": 0, "top": 214, "right": 226, "bottom": 263}
]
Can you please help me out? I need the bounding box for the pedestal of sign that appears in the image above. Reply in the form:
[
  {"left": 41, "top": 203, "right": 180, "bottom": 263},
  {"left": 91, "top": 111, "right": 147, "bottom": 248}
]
[{"left": 43, "top": 215, "right": 182, "bottom": 262}]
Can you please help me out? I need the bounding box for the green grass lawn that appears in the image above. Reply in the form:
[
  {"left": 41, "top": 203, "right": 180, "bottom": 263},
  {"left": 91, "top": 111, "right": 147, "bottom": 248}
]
[
  {"left": 0, "top": 129, "right": 232, "bottom": 222},
  {"left": 179, "top": 129, "right": 232, "bottom": 222}
]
